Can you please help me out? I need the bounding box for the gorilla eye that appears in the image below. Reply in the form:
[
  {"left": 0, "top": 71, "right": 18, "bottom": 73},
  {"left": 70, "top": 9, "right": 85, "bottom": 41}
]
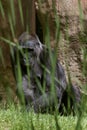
[
  {"left": 22, "top": 48, "right": 28, "bottom": 53},
  {"left": 28, "top": 48, "right": 34, "bottom": 52},
  {"left": 22, "top": 48, "right": 34, "bottom": 53},
  {"left": 36, "top": 42, "right": 40, "bottom": 46}
]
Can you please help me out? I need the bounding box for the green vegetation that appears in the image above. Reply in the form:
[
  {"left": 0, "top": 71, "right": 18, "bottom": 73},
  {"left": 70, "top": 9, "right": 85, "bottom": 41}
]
[{"left": 0, "top": 104, "right": 87, "bottom": 130}]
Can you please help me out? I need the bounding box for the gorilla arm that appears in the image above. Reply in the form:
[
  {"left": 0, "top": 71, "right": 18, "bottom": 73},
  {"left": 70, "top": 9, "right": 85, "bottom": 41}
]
[{"left": 26, "top": 91, "right": 58, "bottom": 113}]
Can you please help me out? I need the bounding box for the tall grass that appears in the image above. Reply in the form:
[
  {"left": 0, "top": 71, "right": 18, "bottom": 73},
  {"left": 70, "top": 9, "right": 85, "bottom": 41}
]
[{"left": 0, "top": 0, "right": 87, "bottom": 130}]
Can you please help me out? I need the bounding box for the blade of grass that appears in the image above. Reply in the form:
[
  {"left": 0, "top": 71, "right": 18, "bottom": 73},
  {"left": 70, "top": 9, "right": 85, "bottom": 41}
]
[
  {"left": 16, "top": 47, "right": 25, "bottom": 105},
  {"left": 8, "top": 13, "right": 15, "bottom": 39},
  {"left": 75, "top": 114, "right": 82, "bottom": 130},
  {"left": 0, "top": 48, "right": 5, "bottom": 66},
  {"left": 78, "top": 0, "right": 83, "bottom": 21},
  {"left": 0, "top": 0, "right": 5, "bottom": 18},
  {"left": 78, "top": 0, "right": 84, "bottom": 33},
  {"left": 54, "top": 114, "right": 61, "bottom": 130},
  {"left": 18, "top": 0, "right": 24, "bottom": 26},
  {"left": 44, "top": 15, "right": 61, "bottom": 109},
  {"left": 9, "top": 0, "right": 16, "bottom": 27},
  {"left": 0, "top": 37, "right": 16, "bottom": 47}
]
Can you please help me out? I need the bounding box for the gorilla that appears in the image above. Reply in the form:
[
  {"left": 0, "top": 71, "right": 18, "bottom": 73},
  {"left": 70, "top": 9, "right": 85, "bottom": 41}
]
[{"left": 10, "top": 32, "right": 81, "bottom": 114}]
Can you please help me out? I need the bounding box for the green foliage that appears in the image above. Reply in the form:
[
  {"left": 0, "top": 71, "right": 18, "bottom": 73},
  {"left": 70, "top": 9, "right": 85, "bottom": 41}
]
[{"left": 0, "top": 105, "right": 87, "bottom": 130}]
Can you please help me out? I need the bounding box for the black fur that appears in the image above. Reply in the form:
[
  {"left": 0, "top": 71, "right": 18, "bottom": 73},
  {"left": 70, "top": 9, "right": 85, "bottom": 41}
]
[{"left": 10, "top": 32, "right": 81, "bottom": 114}]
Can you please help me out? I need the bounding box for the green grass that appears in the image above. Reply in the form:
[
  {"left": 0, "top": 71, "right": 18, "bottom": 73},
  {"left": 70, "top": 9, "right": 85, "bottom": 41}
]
[{"left": 0, "top": 105, "right": 87, "bottom": 130}]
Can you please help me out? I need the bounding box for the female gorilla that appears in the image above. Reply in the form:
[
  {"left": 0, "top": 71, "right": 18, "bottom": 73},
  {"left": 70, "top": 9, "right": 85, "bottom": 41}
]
[{"left": 11, "top": 32, "right": 81, "bottom": 114}]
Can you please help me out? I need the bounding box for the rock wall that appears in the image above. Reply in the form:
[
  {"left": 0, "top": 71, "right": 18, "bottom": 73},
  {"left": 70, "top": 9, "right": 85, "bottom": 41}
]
[
  {"left": 36, "top": 0, "right": 87, "bottom": 86},
  {"left": 0, "top": 0, "right": 36, "bottom": 102}
]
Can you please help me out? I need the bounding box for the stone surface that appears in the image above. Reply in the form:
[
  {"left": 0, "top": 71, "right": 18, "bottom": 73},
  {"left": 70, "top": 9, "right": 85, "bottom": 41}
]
[{"left": 36, "top": 0, "right": 87, "bottom": 87}]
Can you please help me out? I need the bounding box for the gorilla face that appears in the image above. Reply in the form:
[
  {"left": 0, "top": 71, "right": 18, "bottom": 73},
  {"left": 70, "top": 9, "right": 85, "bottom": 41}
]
[
  {"left": 18, "top": 32, "right": 43, "bottom": 78},
  {"left": 18, "top": 32, "right": 43, "bottom": 56},
  {"left": 20, "top": 48, "right": 36, "bottom": 67}
]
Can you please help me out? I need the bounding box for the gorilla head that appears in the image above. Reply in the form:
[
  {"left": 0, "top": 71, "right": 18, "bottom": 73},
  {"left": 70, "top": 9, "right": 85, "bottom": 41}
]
[
  {"left": 18, "top": 32, "right": 43, "bottom": 60},
  {"left": 14, "top": 32, "right": 44, "bottom": 79}
]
